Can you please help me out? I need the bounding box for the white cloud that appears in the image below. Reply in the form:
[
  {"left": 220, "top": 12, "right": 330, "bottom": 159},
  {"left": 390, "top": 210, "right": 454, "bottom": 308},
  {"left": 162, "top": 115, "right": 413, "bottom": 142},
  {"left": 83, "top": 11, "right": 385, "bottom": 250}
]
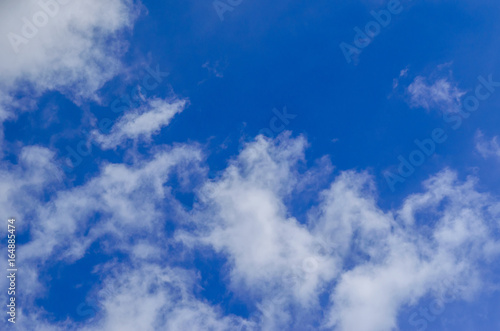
[
  {"left": 92, "top": 98, "right": 187, "bottom": 149},
  {"left": 6, "top": 263, "right": 246, "bottom": 331},
  {"left": 407, "top": 76, "right": 465, "bottom": 113},
  {"left": 2, "top": 134, "right": 500, "bottom": 330},
  {"left": 0, "top": 0, "right": 139, "bottom": 120},
  {"left": 320, "top": 169, "right": 497, "bottom": 331},
  {"left": 392, "top": 66, "right": 408, "bottom": 89},
  {"left": 179, "top": 136, "right": 338, "bottom": 297},
  {"left": 177, "top": 135, "right": 500, "bottom": 330},
  {"left": 475, "top": 130, "right": 500, "bottom": 160},
  {"left": 83, "top": 263, "right": 244, "bottom": 331},
  {"left": 0, "top": 142, "right": 205, "bottom": 323}
]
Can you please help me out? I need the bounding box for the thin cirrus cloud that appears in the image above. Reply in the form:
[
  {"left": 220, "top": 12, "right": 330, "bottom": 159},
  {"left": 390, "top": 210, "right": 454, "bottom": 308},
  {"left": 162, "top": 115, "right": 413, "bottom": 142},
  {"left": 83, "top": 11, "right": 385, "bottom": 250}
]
[{"left": 92, "top": 98, "right": 187, "bottom": 150}]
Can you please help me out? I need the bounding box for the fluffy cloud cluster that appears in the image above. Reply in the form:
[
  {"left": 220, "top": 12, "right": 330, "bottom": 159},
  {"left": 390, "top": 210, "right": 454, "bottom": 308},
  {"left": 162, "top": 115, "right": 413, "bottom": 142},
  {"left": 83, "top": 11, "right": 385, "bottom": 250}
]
[
  {"left": 0, "top": 0, "right": 141, "bottom": 149},
  {"left": 1, "top": 133, "right": 500, "bottom": 330},
  {"left": 1, "top": 5, "right": 499, "bottom": 330},
  {"left": 180, "top": 135, "right": 500, "bottom": 330},
  {"left": 0, "top": 0, "right": 139, "bottom": 102}
]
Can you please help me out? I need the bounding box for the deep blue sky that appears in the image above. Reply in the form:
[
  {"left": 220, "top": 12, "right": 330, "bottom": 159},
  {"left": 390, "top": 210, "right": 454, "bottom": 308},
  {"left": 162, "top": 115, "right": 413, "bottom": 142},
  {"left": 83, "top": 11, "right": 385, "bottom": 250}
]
[{"left": 2, "top": 1, "right": 500, "bottom": 330}]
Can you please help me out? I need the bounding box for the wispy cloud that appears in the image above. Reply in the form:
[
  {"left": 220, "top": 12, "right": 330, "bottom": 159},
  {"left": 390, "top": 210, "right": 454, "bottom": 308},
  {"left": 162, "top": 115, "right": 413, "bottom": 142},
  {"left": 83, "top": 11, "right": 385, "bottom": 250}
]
[
  {"left": 92, "top": 98, "right": 187, "bottom": 149},
  {"left": 407, "top": 75, "right": 465, "bottom": 113}
]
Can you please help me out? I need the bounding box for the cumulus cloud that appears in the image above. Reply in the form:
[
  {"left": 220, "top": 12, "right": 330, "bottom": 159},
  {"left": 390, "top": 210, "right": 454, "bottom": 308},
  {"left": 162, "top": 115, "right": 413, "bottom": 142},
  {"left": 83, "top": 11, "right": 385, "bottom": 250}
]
[
  {"left": 1, "top": 4, "right": 498, "bottom": 329},
  {"left": 0, "top": 142, "right": 205, "bottom": 324},
  {"left": 82, "top": 263, "right": 246, "bottom": 331},
  {"left": 92, "top": 98, "right": 187, "bottom": 149},
  {"left": 2, "top": 134, "right": 500, "bottom": 330},
  {"left": 0, "top": 0, "right": 141, "bottom": 160},
  {"left": 8, "top": 263, "right": 246, "bottom": 331},
  {"left": 324, "top": 170, "right": 496, "bottom": 331},
  {"left": 176, "top": 135, "right": 500, "bottom": 330},
  {"left": 407, "top": 76, "right": 465, "bottom": 113},
  {"left": 0, "top": 0, "right": 139, "bottom": 113}
]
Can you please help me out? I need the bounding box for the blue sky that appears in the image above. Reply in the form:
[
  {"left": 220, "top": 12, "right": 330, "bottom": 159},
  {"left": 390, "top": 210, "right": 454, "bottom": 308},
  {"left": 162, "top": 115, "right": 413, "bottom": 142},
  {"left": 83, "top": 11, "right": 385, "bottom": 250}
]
[{"left": 1, "top": 0, "right": 500, "bottom": 330}]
